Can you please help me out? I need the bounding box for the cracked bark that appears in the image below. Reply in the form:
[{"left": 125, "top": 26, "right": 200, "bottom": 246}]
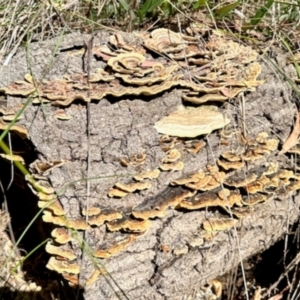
[{"left": 0, "top": 33, "right": 299, "bottom": 300}]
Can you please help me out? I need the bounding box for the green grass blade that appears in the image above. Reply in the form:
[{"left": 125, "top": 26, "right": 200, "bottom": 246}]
[
  {"left": 250, "top": 0, "right": 274, "bottom": 25},
  {"left": 193, "top": 0, "right": 207, "bottom": 9},
  {"left": 0, "top": 96, "right": 32, "bottom": 144},
  {"left": 138, "top": 0, "right": 165, "bottom": 19},
  {"left": 10, "top": 239, "right": 50, "bottom": 275},
  {"left": 279, "top": 35, "right": 300, "bottom": 79},
  {"left": 118, "top": 0, "right": 130, "bottom": 11},
  {"left": 215, "top": 1, "right": 240, "bottom": 18}
]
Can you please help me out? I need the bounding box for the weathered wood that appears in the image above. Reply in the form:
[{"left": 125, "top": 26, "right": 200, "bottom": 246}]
[{"left": 0, "top": 32, "right": 299, "bottom": 300}]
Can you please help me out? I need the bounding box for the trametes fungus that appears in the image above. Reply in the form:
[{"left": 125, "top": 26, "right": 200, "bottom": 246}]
[
  {"left": 94, "top": 234, "right": 138, "bottom": 259},
  {"left": 37, "top": 200, "right": 66, "bottom": 216},
  {"left": 162, "top": 149, "right": 181, "bottom": 163},
  {"left": 30, "top": 159, "right": 66, "bottom": 176},
  {"left": 133, "top": 169, "right": 160, "bottom": 181},
  {"left": 179, "top": 188, "right": 242, "bottom": 210},
  {"left": 42, "top": 211, "right": 89, "bottom": 230},
  {"left": 171, "top": 171, "right": 206, "bottom": 186},
  {"left": 115, "top": 181, "right": 152, "bottom": 193},
  {"left": 46, "top": 257, "right": 80, "bottom": 274},
  {"left": 45, "top": 242, "right": 76, "bottom": 260},
  {"left": 131, "top": 208, "right": 166, "bottom": 220},
  {"left": 107, "top": 217, "right": 151, "bottom": 233},
  {"left": 88, "top": 210, "right": 123, "bottom": 227},
  {"left": 155, "top": 105, "right": 230, "bottom": 138},
  {"left": 154, "top": 189, "right": 196, "bottom": 211},
  {"left": 51, "top": 228, "right": 73, "bottom": 244},
  {"left": 159, "top": 161, "right": 184, "bottom": 171},
  {"left": 184, "top": 140, "right": 206, "bottom": 154},
  {"left": 108, "top": 188, "right": 129, "bottom": 198},
  {"left": 53, "top": 110, "right": 72, "bottom": 120},
  {"left": 202, "top": 218, "right": 238, "bottom": 232},
  {"left": 82, "top": 207, "right": 101, "bottom": 217},
  {"left": 217, "top": 158, "right": 245, "bottom": 170},
  {"left": 0, "top": 120, "right": 28, "bottom": 139}
]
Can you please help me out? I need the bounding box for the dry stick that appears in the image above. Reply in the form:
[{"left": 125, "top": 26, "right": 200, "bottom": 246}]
[
  {"left": 79, "top": 34, "right": 129, "bottom": 300},
  {"left": 7, "top": 133, "right": 14, "bottom": 190},
  {"left": 283, "top": 195, "right": 293, "bottom": 293},
  {"left": 279, "top": 110, "right": 300, "bottom": 155},
  {"left": 265, "top": 251, "right": 300, "bottom": 297},
  {"left": 48, "top": 0, "right": 72, "bottom": 32},
  {"left": 85, "top": 35, "right": 94, "bottom": 222},
  {"left": 176, "top": 14, "right": 191, "bottom": 82},
  {"left": 290, "top": 231, "right": 300, "bottom": 300},
  {"left": 77, "top": 35, "right": 94, "bottom": 292},
  {"left": 240, "top": 93, "right": 247, "bottom": 138}
]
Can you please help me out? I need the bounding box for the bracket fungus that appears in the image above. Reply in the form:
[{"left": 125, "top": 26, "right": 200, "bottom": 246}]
[
  {"left": 202, "top": 218, "right": 238, "bottom": 232},
  {"left": 94, "top": 234, "right": 139, "bottom": 259},
  {"left": 46, "top": 257, "right": 80, "bottom": 275},
  {"left": 133, "top": 169, "right": 160, "bottom": 181},
  {"left": 37, "top": 200, "right": 66, "bottom": 216},
  {"left": 45, "top": 242, "right": 77, "bottom": 261},
  {"left": 179, "top": 188, "right": 242, "bottom": 211},
  {"left": 131, "top": 207, "right": 166, "bottom": 220},
  {"left": 37, "top": 127, "right": 290, "bottom": 286},
  {"left": 162, "top": 149, "right": 181, "bottom": 163},
  {"left": 51, "top": 228, "right": 73, "bottom": 244},
  {"left": 155, "top": 105, "right": 230, "bottom": 138},
  {"left": 159, "top": 161, "right": 184, "bottom": 171},
  {"left": 171, "top": 171, "right": 206, "bottom": 186},
  {"left": 217, "top": 158, "right": 245, "bottom": 170},
  {"left": 115, "top": 181, "right": 152, "bottom": 193},
  {"left": 107, "top": 216, "right": 152, "bottom": 233},
  {"left": 82, "top": 207, "right": 101, "bottom": 217},
  {"left": 88, "top": 210, "right": 123, "bottom": 227},
  {"left": 0, "top": 120, "right": 28, "bottom": 139}
]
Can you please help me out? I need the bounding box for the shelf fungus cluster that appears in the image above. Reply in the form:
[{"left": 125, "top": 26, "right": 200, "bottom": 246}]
[
  {"left": 19, "top": 130, "right": 300, "bottom": 286},
  {"left": 73, "top": 132, "right": 300, "bottom": 284},
  {"left": 0, "top": 27, "right": 263, "bottom": 108},
  {"left": 2, "top": 27, "right": 299, "bottom": 288}
]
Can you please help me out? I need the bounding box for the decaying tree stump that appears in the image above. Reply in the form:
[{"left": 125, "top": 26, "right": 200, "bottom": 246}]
[{"left": 0, "top": 31, "right": 299, "bottom": 299}]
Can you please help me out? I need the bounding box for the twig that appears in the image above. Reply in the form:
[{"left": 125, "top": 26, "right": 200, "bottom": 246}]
[
  {"left": 265, "top": 251, "right": 300, "bottom": 297},
  {"left": 84, "top": 35, "right": 94, "bottom": 222},
  {"left": 77, "top": 34, "right": 94, "bottom": 294},
  {"left": 279, "top": 110, "right": 300, "bottom": 155},
  {"left": 48, "top": 0, "right": 72, "bottom": 33}
]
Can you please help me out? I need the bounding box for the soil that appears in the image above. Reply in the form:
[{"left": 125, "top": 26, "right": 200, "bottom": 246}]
[{"left": 0, "top": 31, "right": 300, "bottom": 300}]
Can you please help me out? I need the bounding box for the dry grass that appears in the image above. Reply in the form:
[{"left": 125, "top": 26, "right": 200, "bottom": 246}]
[{"left": 0, "top": 0, "right": 299, "bottom": 64}]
